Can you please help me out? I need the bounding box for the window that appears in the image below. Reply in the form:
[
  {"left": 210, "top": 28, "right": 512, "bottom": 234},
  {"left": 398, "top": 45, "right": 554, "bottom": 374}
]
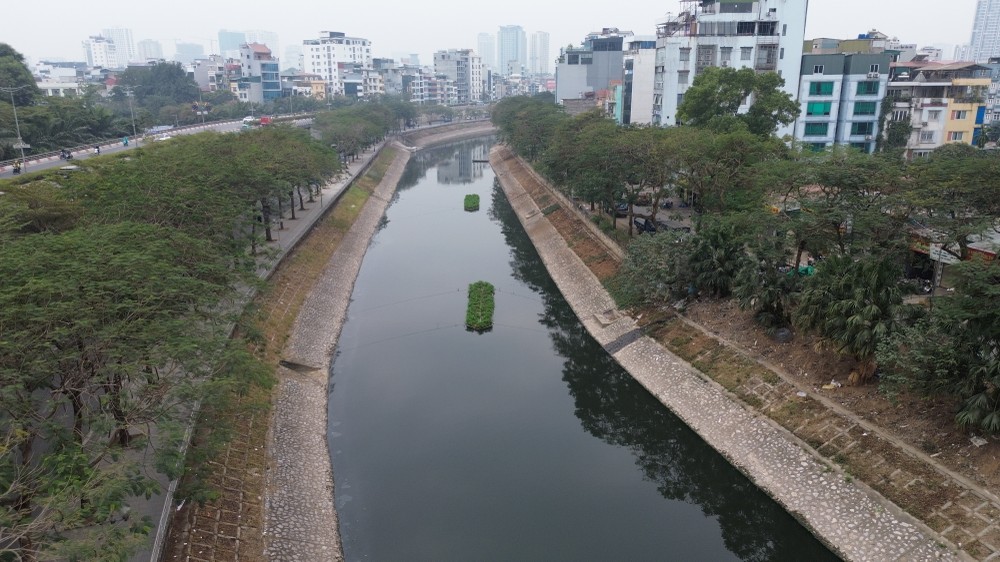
[
  {"left": 809, "top": 81, "right": 834, "bottom": 95},
  {"left": 721, "top": 47, "right": 732, "bottom": 62},
  {"left": 870, "top": 64, "right": 880, "bottom": 73},
  {"left": 854, "top": 102, "right": 877, "bottom": 116},
  {"left": 741, "top": 47, "right": 752, "bottom": 61},
  {"left": 678, "top": 71, "right": 689, "bottom": 85},
  {"left": 948, "top": 131, "right": 965, "bottom": 141},
  {"left": 783, "top": 24, "right": 788, "bottom": 36},
  {"left": 928, "top": 110, "right": 942, "bottom": 121},
  {"left": 951, "top": 110, "right": 968, "bottom": 120},
  {"left": 679, "top": 48, "right": 691, "bottom": 62},
  {"left": 804, "top": 123, "right": 829, "bottom": 136},
  {"left": 807, "top": 101, "right": 832, "bottom": 116},
  {"left": 813, "top": 65, "right": 825, "bottom": 74},
  {"left": 920, "top": 131, "right": 935, "bottom": 143},
  {"left": 856, "top": 81, "right": 879, "bottom": 95},
  {"left": 851, "top": 122, "right": 875, "bottom": 136}
]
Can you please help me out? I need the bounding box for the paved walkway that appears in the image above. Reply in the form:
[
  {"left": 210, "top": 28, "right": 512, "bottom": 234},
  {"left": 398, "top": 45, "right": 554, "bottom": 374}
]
[{"left": 490, "top": 146, "right": 964, "bottom": 562}]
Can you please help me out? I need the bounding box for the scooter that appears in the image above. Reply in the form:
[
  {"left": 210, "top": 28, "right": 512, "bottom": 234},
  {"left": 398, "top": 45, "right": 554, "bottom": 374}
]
[{"left": 59, "top": 150, "right": 73, "bottom": 160}]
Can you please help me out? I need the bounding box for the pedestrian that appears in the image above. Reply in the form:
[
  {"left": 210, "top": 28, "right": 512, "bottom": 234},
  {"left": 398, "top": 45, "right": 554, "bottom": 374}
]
[
  {"left": 94, "top": 145, "right": 100, "bottom": 155},
  {"left": 122, "top": 136, "right": 129, "bottom": 146}
]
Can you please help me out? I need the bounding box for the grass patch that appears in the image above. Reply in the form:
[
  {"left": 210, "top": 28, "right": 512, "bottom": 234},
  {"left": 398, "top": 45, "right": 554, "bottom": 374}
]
[
  {"left": 466, "top": 281, "right": 495, "bottom": 332},
  {"left": 465, "top": 193, "right": 480, "bottom": 212},
  {"left": 541, "top": 203, "right": 560, "bottom": 215}
]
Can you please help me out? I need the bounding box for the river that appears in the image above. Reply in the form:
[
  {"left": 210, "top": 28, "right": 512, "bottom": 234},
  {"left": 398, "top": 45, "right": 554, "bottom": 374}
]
[{"left": 327, "top": 137, "right": 838, "bottom": 561}]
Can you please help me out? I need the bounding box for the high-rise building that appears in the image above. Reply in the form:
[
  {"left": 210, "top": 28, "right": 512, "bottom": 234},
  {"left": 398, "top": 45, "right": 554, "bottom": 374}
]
[
  {"left": 650, "top": 0, "right": 808, "bottom": 136},
  {"left": 301, "top": 31, "right": 373, "bottom": 97},
  {"left": 174, "top": 42, "right": 206, "bottom": 65},
  {"left": 555, "top": 28, "right": 632, "bottom": 116},
  {"left": 497, "top": 25, "right": 527, "bottom": 76},
  {"left": 477, "top": 32, "right": 496, "bottom": 73},
  {"left": 219, "top": 30, "right": 247, "bottom": 59},
  {"left": 137, "top": 39, "right": 163, "bottom": 61},
  {"left": 284, "top": 45, "right": 303, "bottom": 70},
  {"left": 434, "top": 48, "right": 483, "bottom": 104},
  {"left": 102, "top": 27, "right": 136, "bottom": 65},
  {"left": 82, "top": 36, "right": 118, "bottom": 68},
  {"left": 969, "top": 0, "right": 1000, "bottom": 62},
  {"left": 245, "top": 30, "right": 280, "bottom": 59},
  {"left": 530, "top": 31, "right": 550, "bottom": 75},
  {"left": 238, "top": 43, "right": 281, "bottom": 104}
]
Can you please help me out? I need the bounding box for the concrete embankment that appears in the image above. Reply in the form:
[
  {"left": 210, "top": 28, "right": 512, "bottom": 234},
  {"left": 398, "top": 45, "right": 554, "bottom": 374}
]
[
  {"left": 262, "top": 122, "right": 495, "bottom": 561},
  {"left": 489, "top": 145, "right": 961, "bottom": 562}
]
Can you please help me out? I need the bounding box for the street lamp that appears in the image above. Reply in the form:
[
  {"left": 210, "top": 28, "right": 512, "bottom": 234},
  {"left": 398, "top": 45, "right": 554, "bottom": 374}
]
[
  {"left": 123, "top": 86, "right": 138, "bottom": 142},
  {"left": 1, "top": 85, "right": 30, "bottom": 168}
]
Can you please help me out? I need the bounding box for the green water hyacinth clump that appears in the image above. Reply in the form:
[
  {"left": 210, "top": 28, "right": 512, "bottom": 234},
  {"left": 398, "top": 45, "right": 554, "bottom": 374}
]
[
  {"left": 466, "top": 281, "right": 495, "bottom": 332},
  {"left": 464, "top": 193, "right": 480, "bottom": 212}
]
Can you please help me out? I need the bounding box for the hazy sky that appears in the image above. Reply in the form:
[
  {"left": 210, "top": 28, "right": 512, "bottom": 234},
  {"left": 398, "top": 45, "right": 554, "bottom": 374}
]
[{"left": 7, "top": 0, "right": 979, "bottom": 67}]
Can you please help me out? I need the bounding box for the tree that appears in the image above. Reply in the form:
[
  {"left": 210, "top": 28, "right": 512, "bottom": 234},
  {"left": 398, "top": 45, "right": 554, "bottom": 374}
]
[
  {"left": 115, "top": 62, "right": 199, "bottom": 109},
  {"left": 676, "top": 67, "right": 799, "bottom": 137},
  {"left": 0, "top": 43, "right": 39, "bottom": 105},
  {"left": 794, "top": 254, "right": 905, "bottom": 384}
]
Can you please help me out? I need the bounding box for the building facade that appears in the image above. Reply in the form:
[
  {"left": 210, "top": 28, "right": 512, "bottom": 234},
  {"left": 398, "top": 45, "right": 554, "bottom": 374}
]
[
  {"left": 82, "top": 36, "right": 118, "bottom": 69},
  {"left": 651, "top": 0, "right": 808, "bottom": 136},
  {"left": 477, "top": 32, "right": 497, "bottom": 73},
  {"left": 137, "top": 39, "right": 163, "bottom": 61},
  {"left": 794, "top": 53, "right": 891, "bottom": 153},
  {"left": 530, "top": 31, "right": 551, "bottom": 75},
  {"left": 969, "top": 0, "right": 1000, "bottom": 62},
  {"left": 886, "top": 62, "right": 990, "bottom": 158},
  {"left": 301, "top": 31, "right": 373, "bottom": 97},
  {"left": 238, "top": 43, "right": 281, "bottom": 104},
  {"left": 620, "top": 38, "right": 658, "bottom": 125},
  {"left": 555, "top": 28, "right": 632, "bottom": 115},
  {"left": 102, "top": 27, "right": 136, "bottom": 65},
  {"left": 218, "top": 30, "right": 247, "bottom": 59},
  {"left": 191, "top": 55, "right": 227, "bottom": 92},
  {"left": 434, "top": 49, "right": 484, "bottom": 104},
  {"left": 498, "top": 25, "right": 527, "bottom": 76}
]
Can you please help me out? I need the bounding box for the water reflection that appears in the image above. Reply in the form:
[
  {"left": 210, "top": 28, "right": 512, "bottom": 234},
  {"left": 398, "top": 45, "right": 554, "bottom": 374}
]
[{"left": 489, "top": 182, "right": 838, "bottom": 561}]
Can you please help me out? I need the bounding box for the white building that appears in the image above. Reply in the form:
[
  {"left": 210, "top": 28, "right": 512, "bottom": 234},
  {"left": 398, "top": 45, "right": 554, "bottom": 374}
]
[
  {"left": 622, "top": 38, "right": 658, "bottom": 125},
  {"left": 651, "top": 0, "right": 808, "bottom": 137},
  {"left": 82, "top": 36, "right": 118, "bottom": 69},
  {"left": 434, "top": 49, "right": 483, "bottom": 104},
  {"left": 477, "top": 32, "right": 497, "bottom": 73},
  {"left": 301, "top": 31, "right": 373, "bottom": 97},
  {"left": 530, "top": 31, "right": 551, "bottom": 75},
  {"left": 969, "top": 0, "right": 1000, "bottom": 62},
  {"left": 498, "top": 25, "right": 527, "bottom": 76},
  {"left": 102, "top": 27, "right": 136, "bottom": 65}
]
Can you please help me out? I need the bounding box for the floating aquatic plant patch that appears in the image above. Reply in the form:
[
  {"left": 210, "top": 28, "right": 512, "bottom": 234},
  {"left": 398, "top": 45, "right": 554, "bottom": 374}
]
[
  {"left": 464, "top": 194, "right": 480, "bottom": 212},
  {"left": 465, "top": 281, "right": 495, "bottom": 332}
]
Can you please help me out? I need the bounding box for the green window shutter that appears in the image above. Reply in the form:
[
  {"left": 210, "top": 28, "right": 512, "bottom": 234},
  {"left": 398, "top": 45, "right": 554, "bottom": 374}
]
[
  {"left": 850, "top": 122, "right": 874, "bottom": 135},
  {"left": 804, "top": 123, "right": 829, "bottom": 136},
  {"left": 854, "top": 102, "right": 877, "bottom": 115},
  {"left": 809, "top": 82, "right": 834, "bottom": 96},
  {"left": 856, "top": 81, "right": 879, "bottom": 95},
  {"left": 807, "top": 101, "right": 832, "bottom": 116}
]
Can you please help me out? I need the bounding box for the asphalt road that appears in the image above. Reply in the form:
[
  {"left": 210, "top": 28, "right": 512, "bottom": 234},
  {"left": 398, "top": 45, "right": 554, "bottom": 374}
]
[{"left": 0, "top": 118, "right": 312, "bottom": 180}]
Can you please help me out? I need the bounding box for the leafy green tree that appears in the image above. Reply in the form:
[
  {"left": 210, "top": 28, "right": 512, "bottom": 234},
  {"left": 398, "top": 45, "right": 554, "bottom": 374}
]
[
  {"left": 115, "top": 62, "right": 199, "bottom": 109},
  {"left": 878, "top": 258, "right": 1000, "bottom": 434},
  {"left": 688, "top": 221, "right": 748, "bottom": 298},
  {"left": 676, "top": 67, "right": 799, "bottom": 137},
  {"left": 0, "top": 43, "right": 39, "bottom": 105},
  {"left": 794, "top": 254, "right": 905, "bottom": 383},
  {"left": 609, "top": 231, "right": 698, "bottom": 307}
]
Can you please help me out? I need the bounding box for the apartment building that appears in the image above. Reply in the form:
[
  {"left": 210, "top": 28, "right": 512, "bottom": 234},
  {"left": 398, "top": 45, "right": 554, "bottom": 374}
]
[
  {"left": 651, "top": 0, "right": 808, "bottom": 136},
  {"left": 618, "top": 38, "right": 658, "bottom": 125},
  {"left": 301, "top": 31, "right": 373, "bottom": 98},
  {"left": 886, "top": 61, "right": 990, "bottom": 158},
  {"left": 795, "top": 53, "right": 891, "bottom": 153},
  {"left": 237, "top": 43, "right": 281, "bottom": 104},
  {"left": 434, "top": 49, "right": 483, "bottom": 104},
  {"left": 82, "top": 36, "right": 118, "bottom": 69},
  {"left": 555, "top": 28, "right": 632, "bottom": 114},
  {"left": 498, "top": 25, "right": 527, "bottom": 76}
]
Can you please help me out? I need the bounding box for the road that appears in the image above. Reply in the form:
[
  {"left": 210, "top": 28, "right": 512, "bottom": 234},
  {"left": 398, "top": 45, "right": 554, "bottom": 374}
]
[{"left": 0, "top": 118, "right": 311, "bottom": 180}]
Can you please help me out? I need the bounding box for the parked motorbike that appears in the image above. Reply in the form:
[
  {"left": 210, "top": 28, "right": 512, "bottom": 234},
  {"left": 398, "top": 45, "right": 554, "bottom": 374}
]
[{"left": 59, "top": 150, "right": 73, "bottom": 160}]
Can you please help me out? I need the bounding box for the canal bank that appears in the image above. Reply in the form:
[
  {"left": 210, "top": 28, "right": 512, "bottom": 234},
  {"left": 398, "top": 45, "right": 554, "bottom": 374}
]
[{"left": 489, "top": 145, "right": 962, "bottom": 562}]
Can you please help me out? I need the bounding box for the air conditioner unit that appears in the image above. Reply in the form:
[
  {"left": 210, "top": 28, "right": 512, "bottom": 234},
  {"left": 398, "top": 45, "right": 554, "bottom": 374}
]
[
  {"left": 721, "top": 60, "right": 730, "bottom": 67},
  {"left": 867, "top": 72, "right": 880, "bottom": 79},
  {"left": 865, "top": 135, "right": 874, "bottom": 141},
  {"left": 921, "top": 121, "right": 929, "bottom": 127}
]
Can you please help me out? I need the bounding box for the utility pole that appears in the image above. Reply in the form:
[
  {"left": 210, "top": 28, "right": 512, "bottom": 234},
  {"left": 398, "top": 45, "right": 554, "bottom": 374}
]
[
  {"left": 1, "top": 85, "right": 30, "bottom": 167},
  {"left": 124, "top": 86, "right": 139, "bottom": 141}
]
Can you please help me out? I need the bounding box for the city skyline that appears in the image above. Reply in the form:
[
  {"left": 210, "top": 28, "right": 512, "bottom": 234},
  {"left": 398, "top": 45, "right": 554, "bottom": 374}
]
[{"left": 6, "top": 0, "right": 980, "bottom": 68}]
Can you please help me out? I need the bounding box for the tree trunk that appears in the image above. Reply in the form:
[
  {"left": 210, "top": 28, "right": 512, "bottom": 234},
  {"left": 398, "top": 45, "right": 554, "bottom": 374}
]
[
  {"left": 288, "top": 191, "right": 296, "bottom": 220},
  {"left": 297, "top": 185, "right": 306, "bottom": 210},
  {"left": 109, "top": 371, "right": 130, "bottom": 447},
  {"left": 260, "top": 199, "right": 273, "bottom": 242}
]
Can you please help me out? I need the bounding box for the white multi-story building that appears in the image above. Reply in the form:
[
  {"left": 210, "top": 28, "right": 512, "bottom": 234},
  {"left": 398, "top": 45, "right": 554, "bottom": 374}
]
[
  {"left": 794, "top": 53, "right": 891, "bottom": 153},
  {"left": 137, "top": 39, "right": 163, "bottom": 61},
  {"left": 102, "top": 27, "right": 136, "bottom": 65},
  {"left": 530, "top": 31, "right": 550, "bottom": 75},
  {"left": 969, "top": 0, "right": 1000, "bottom": 62},
  {"left": 301, "top": 31, "right": 372, "bottom": 97},
  {"left": 620, "top": 38, "right": 658, "bottom": 125},
  {"left": 434, "top": 49, "right": 483, "bottom": 104},
  {"left": 651, "top": 0, "right": 808, "bottom": 136},
  {"left": 498, "top": 25, "right": 527, "bottom": 76},
  {"left": 477, "top": 32, "right": 496, "bottom": 73},
  {"left": 82, "top": 36, "right": 118, "bottom": 69}
]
